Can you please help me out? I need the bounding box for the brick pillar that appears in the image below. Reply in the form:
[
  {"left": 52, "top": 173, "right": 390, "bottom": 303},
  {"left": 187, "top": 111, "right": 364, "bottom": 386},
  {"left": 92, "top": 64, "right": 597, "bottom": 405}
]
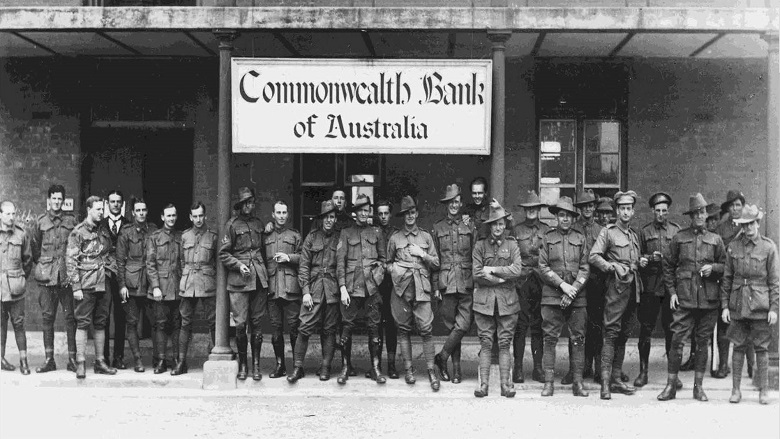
[
  {"left": 488, "top": 31, "right": 511, "bottom": 205},
  {"left": 762, "top": 31, "right": 779, "bottom": 388},
  {"left": 203, "top": 29, "right": 239, "bottom": 390}
]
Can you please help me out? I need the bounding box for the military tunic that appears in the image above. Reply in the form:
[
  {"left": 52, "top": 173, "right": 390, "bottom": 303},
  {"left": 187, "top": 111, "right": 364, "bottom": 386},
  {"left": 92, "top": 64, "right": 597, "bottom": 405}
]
[
  {"left": 116, "top": 221, "right": 157, "bottom": 333},
  {"left": 0, "top": 224, "right": 32, "bottom": 350},
  {"left": 512, "top": 219, "right": 549, "bottom": 342},
  {"left": 178, "top": 226, "right": 218, "bottom": 336},
  {"left": 66, "top": 220, "right": 114, "bottom": 330},
  {"left": 432, "top": 215, "right": 475, "bottom": 341},
  {"left": 146, "top": 227, "right": 182, "bottom": 336},
  {"left": 298, "top": 228, "right": 340, "bottom": 337}
]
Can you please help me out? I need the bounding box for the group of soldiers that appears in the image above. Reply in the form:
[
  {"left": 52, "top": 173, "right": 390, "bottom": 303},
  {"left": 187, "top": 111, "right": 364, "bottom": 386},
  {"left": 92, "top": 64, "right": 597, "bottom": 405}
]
[{"left": 0, "top": 180, "right": 777, "bottom": 404}]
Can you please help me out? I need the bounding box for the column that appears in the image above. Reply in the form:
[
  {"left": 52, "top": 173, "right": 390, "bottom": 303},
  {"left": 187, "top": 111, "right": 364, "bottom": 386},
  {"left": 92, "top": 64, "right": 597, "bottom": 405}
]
[
  {"left": 203, "top": 29, "right": 239, "bottom": 390},
  {"left": 762, "top": 31, "right": 779, "bottom": 388},
  {"left": 488, "top": 31, "right": 511, "bottom": 205}
]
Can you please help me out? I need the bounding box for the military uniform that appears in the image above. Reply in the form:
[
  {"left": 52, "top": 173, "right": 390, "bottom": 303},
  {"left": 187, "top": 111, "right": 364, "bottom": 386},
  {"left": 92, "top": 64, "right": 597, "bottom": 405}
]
[
  {"left": 100, "top": 214, "right": 129, "bottom": 367},
  {"left": 387, "top": 224, "right": 440, "bottom": 387},
  {"left": 589, "top": 221, "right": 641, "bottom": 397},
  {"left": 31, "top": 210, "right": 78, "bottom": 371},
  {"left": 145, "top": 227, "right": 182, "bottom": 373},
  {"left": 636, "top": 218, "right": 681, "bottom": 382},
  {"left": 0, "top": 223, "right": 33, "bottom": 374},
  {"left": 67, "top": 219, "right": 116, "bottom": 377},
  {"left": 377, "top": 222, "right": 399, "bottom": 378},
  {"left": 219, "top": 213, "right": 269, "bottom": 380},
  {"left": 432, "top": 214, "right": 475, "bottom": 383},
  {"left": 463, "top": 201, "right": 490, "bottom": 240},
  {"left": 572, "top": 215, "right": 605, "bottom": 380},
  {"left": 721, "top": 226, "right": 779, "bottom": 404},
  {"left": 293, "top": 226, "right": 340, "bottom": 380},
  {"left": 175, "top": 225, "right": 218, "bottom": 374},
  {"left": 511, "top": 218, "right": 549, "bottom": 383},
  {"left": 538, "top": 223, "right": 590, "bottom": 396},
  {"left": 335, "top": 219, "right": 386, "bottom": 383},
  {"left": 116, "top": 220, "right": 157, "bottom": 371},
  {"left": 713, "top": 213, "right": 744, "bottom": 377},
  {"left": 472, "top": 225, "right": 524, "bottom": 397},
  {"left": 263, "top": 225, "right": 302, "bottom": 378}
]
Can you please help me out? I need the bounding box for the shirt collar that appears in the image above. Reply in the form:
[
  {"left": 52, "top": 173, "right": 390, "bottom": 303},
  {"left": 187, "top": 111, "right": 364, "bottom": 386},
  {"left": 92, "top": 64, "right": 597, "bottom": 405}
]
[
  {"left": 48, "top": 210, "right": 62, "bottom": 221},
  {"left": 654, "top": 220, "right": 667, "bottom": 230},
  {"left": 446, "top": 214, "right": 460, "bottom": 225},
  {"left": 743, "top": 233, "right": 761, "bottom": 246},
  {"left": 403, "top": 225, "right": 419, "bottom": 236},
  {"left": 489, "top": 232, "right": 507, "bottom": 246},
  {"left": 107, "top": 212, "right": 123, "bottom": 223}
]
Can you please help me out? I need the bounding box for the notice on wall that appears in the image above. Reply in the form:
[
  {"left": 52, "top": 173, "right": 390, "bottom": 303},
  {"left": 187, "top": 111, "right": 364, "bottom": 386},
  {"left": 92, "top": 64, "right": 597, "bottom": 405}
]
[{"left": 232, "top": 58, "right": 492, "bottom": 155}]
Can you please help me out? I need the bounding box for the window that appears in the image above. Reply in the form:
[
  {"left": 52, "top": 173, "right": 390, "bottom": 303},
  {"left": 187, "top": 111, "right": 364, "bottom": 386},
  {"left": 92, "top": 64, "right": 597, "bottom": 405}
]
[{"left": 539, "top": 119, "right": 623, "bottom": 219}]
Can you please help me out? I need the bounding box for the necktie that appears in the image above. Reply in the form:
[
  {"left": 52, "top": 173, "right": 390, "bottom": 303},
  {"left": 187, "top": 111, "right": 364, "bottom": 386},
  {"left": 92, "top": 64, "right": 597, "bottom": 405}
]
[{"left": 112, "top": 221, "right": 118, "bottom": 235}]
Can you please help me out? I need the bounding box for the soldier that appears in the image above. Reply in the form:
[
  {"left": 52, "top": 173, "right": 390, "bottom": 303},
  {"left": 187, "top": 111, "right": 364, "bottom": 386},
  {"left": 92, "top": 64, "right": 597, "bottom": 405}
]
[
  {"left": 712, "top": 189, "right": 747, "bottom": 379},
  {"left": 31, "top": 184, "right": 78, "bottom": 373},
  {"left": 145, "top": 204, "right": 182, "bottom": 375},
  {"left": 173, "top": 202, "right": 217, "bottom": 376},
  {"left": 462, "top": 177, "right": 490, "bottom": 240},
  {"left": 374, "top": 198, "right": 399, "bottom": 379},
  {"left": 589, "top": 190, "right": 641, "bottom": 400},
  {"left": 0, "top": 201, "right": 33, "bottom": 375},
  {"left": 115, "top": 198, "right": 157, "bottom": 373},
  {"left": 288, "top": 200, "right": 340, "bottom": 383},
  {"left": 586, "top": 196, "right": 612, "bottom": 380},
  {"left": 658, "top": 193, "right": 725, "bottom": 402},
  {"left": 336, "top": 194, "right": 386, "bottom": 385},
  {"left": 264, "top": 201, "right": 302, "bottom": 379},
  {"left": 510, "top": 190, "right": 548, "bottom": 384},
  {"left": 101, "top": 189, "right": 130, "bottom": 369},
  {"left": 432, "top": 184, "right": 476, "bottom": 385},
  {"left": 538, "top": 197, "right": 590, "bottom": 397},
  {"left": 332, "top": 188, "right": 352, "bottom": 233},
  {"left": 472, "top": 202, "right": 523, "bottom": 398},
  {"left": 219, "top": 187, "right": 268, "bottom": 381},
  {"left": 596, "top": 198, "right": 615, "bottom": 227},
  {"left": 720, "top": 204, "right": 778, "bottom": 405},
  {"left": 706, "top": 203, "right": 721, "bottom": 232},
  {"left": 570, "top": 189, "right": 605, "bottom": 384},
  {"left": 387, "top": 196, "right": 441, "bottom": 391},
  {"left": 634, "top": 192, "right": 681, "bottom": 388},
  {"left": 67, "top": 196, "right": 117, "bottom": 379}
]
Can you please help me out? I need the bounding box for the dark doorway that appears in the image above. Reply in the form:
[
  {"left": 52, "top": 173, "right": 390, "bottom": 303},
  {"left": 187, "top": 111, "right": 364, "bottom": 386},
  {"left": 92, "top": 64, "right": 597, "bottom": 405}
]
[{"left": 81, "top": 127, "right": 194, "bottom": 230}]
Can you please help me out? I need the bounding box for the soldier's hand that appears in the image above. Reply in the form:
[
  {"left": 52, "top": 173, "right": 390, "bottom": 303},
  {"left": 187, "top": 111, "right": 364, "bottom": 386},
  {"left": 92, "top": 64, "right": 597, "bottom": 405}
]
[
  {"left": 560, "top": 282, "right": 578, "bottom": 299},
  {"left": 73, "top": 289, "right": 84, "bottom": 301},
  {"left": 239, "top": 264, "right": 251, "bottom": 277},
  {"left": 670, "top": 294, "right": 679, "bottom": 310},
  {"left": 722, "top": 308, "right": 731, "bottom": 324},
  {"left": 408, "top": 244, "right": 425, "bottom": 258},
  {"left": 274, "top": 252, "right": 290, "bottom": 263},
  {"left": 639, "top": 257, "right": 649, "bottom": 268},
  {"left": 303, "top": 293, "right": 313, "bottom": 310},
  {"left": 462, "top": 214, "right": 471, "bottom": 226},
  {"left": 264, "top": 222, "right": 274, "bottom": 233},
  {"left": 768, "top": 311, "right": 778, "bottom": 325},
  {"left": 699, "top": 264, "right": 713, "bottom": 277},
  {"left": 119, "top": 287, "right": 129, "bottom": 302},
  {"left": 608, "top": 263, "right": 616, "bottom": 273},
  {"left": 153, "top": 287, "right": 163, "bottom": 301},
  {"left": 560, "top": 295, "right": 572, "bottom": 309},
  {"left": 340, "top": 286, "right": 350, "bottom": 306},
  {"left": 434, "top": 290, "right": 442, "bottom": 301}
]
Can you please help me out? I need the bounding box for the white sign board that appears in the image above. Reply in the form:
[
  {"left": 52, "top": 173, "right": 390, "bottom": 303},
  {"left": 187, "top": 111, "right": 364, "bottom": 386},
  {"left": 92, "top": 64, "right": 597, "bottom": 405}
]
[{"left": 232, "top": 58, "right": 492, "bottom": 155}]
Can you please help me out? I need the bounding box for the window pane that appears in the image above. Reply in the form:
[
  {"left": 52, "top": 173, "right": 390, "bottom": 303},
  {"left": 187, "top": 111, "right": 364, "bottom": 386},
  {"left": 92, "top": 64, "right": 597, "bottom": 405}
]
[
  {"left": 584, "top": 121, "right": 620, "bottom": 153},
  {"left": 585, "top": 153, "right": 619, "bottom": 185},
  {"left": 541, "top": 152, "right": 576, "bottom": 185},
  {"left": 540, "top": 120, "right": 576, "bottom": 152},
  {"left": 301, "top": 154, "right": 336, "bottom": 184}
]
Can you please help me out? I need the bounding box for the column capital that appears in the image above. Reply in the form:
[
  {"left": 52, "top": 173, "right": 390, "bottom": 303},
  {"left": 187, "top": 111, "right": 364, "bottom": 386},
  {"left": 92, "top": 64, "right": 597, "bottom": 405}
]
[
  {"left": 763, "top": 31, "right": 779, "bottom": 50},
  {"left": 213, "top": 29, "right": 239, "bottom": 48},
  {"left": 487, "top": 30, "right": 512, "bottom": 46}
]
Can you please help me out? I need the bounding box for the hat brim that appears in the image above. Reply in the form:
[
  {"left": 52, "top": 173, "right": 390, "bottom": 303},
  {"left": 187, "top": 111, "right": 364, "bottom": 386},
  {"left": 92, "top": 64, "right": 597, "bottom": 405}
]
[
  {"left": 683, "top": 205, "right": 708, "bottom": 216},
  {"left": 518, "top": 202, "right": 546, "bottom": 208},
  {"left": 483, "top": 213, "right": 511, "bottom": 224},
  {"left": 549, "top": 206, "right": 580, "bottom": 217},
  {"left": 395, "top": 207, "right": 416, "bottom": 217},
  {"left": 317, "top": 206, "right": 338, "bottom": 218},
  {"left": 734, "top": 213, "right": 763, "bottom": 224},
  {"left": 573, "top": 199, "right": 597, "bottom": 207},
  {"left": 351, "top": 201, "right": 372, "bottom": 212},
  {"left": 439, "top": 194, "right": 459, "bottom": 203},
  {"left": 721, "top": 195, "right": 746, "bottom": 213},
  {"left": 233, "top": 196, "right": 254, "bottom": 210}
]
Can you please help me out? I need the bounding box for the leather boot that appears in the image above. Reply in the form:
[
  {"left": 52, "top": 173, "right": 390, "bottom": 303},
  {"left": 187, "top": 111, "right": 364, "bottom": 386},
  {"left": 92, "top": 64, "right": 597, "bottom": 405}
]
[
  {"left": 712, "top": 340, "right": 730, "bottom": 378},
  {"left": 251, "top": 333, "right": 263, "bottom": 381},
  {"left": 152, "top": 328, "right": 167, "bottom": 374},
  {"left": 657, "top": 374, "right": 678, "bottom": 401},
  {"left": 572, "top": 381, "right": 589, "bottom": 397},
  {"left": 634, "top": 339, "right": 650, "bottom": 387},
  {"left": 269, "top": 335, "right": 287, "bottom": 378},
  {"left": 693, "top": 372, "right": 708, "bottom": 401},
  {"left": 75, "top": 329, "right": 87, "bottom": 378},
  {"left": 561, "top": 340, "right": 574, "bottom": 385},
  {"left": 593, "top": 355, "right": 603, "bottom": 384},
  {"left": 572, "top": 341, "right": 588, "bottom": 396},
  {"left": 387, "top": 351, "right": 399, "bottom": 379},
  {"left": 94, "top": 358, "right": 117, "bottom": 375},
  {"left": 287, "top": 366, "right": 304, "bottom": 384},
  {"left": 127, "top": 329, "right": 144, "bottom": 373},
  {"left": 531, "top": 335, "right": 544, "bottom": 383},
  {"left": 404, "top": 366, "right": 416, "bottom": 384},
  {"left": 428, "top": 368, "right": 440, "bottom": 391},
  {"left": 451, "top": 344, "right": 462, "bottom": 384},
  {"left": 512, "top": 331, "right": 525, "bottom": 384},
  {"left": 474, "top": 347, "right": 490, "bottom": 397},
  {"left": 434, "top": 352, "right": 450, "bottom": 382},
  {"left": 746, "top": 343, "right": 755, "bottom": 379},
  {"left": 67, "top": 354, "right": 78, "bottom": 373},
  {"left": 337, "top": 337, "right": 351, "bottom": 385},
  {"left": 76, "top": 361, "right": 86, "bottom": 379},
  {"left": 153, "top": 357, "right": 168, "bottom": 374},
  {"left": 679, "top": 352, "right": 695, "bottom": 371},
  {"left": 171, "top": 358, "right": 188, "bottom": 376},
  {"left": 369, "top": 338, "right": 387, "bottom": 384},
  {"left": 171, "top": 330, "right": 190, "bottom": 376},
  {"left": 583, "top": 352, "right": 594, "bottom": 379},
  {"left": 541, "top": 370, "right": 554, "bottom": 397},
  {"left": 757, "top": 351, "right": 770, "bottom": 405},
  {"left": 112, "top": 356, "right": 127, "bottom": 370},
  {"left": 236, "top": 331, "right": 248, "bottom": 381},
  {"left": 19, "top": 356, "right": 30, "bottom": 375},
  {"left": 133, "top": 356, "right": 144, "bottom": 373},
  {"left": 319, "top": 333, "right": 335, "bottom": 381},
  {"left": 610, "top": 378, "right": 635, "bottom": 395},
  {"left": 36, "top": 355, "right": 56, "bottom": 373},
  {"left": 729, "top": 349, "right": 744, "bottom": 404},
  {"left": 499, "top": 349, "right": 515, "bottom": 398}
]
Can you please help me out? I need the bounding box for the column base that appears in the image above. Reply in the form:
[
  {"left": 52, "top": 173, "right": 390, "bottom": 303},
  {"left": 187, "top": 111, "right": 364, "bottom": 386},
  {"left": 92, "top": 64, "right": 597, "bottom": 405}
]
[{"left": 202, "top": 358, "right": 238, "bottom": 390}]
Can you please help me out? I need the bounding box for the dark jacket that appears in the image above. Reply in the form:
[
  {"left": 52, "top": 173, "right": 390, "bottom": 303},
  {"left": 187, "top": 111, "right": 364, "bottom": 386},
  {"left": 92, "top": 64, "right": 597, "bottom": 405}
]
[
  {"left": 0, "top": 224, "right": 33, "bottom": 302},
  {"left": 116, "top": 221, "right": 157, "bottom": 296},
  {"left": 589, "top": 223, "right": 642, "bottom": 296},
  {"left": 512, "top": 219, "right": 550, "bottom": 279},
  {"left": 219, "top": 215, "right": 269, "bottom": 293},
  {"left": 264, "top": 226, "right": 302, "bottom": 300},
  {"left": 179, "top": 226, "right": 218, "bottom": 298},
  {"left": 299, "top": 228, "right": 340, "bottom": 305},
  {"left": 336, "top": 223, "right": 386, "bottom": 297},
  {"left": 639, "top": 220, "right": 682, "bottom": 297},
  {"left": 145, "top": 227, "right": 182, "bottom": 301},
  {"left": 32, "top": 210, "right": 77, "bottom": 287},
  {"left": 663, "top": 227, "right": 725, "bottom": 310},
  {"left": 387, "top": 225, "right": 440, "bottom": 301},
  {"left": 539, "top": 228, "right": 590, "bottom": 307},
  {"left": 472, "top": 233, "right": 523, "bottom": 316},
  {"left": 432, "top": 215, "right": 476, "bottom": 294},
  {"left": 721, "top": 234, "right": 779, "bottom": 320},
  {"left": 66, "top": 220, "right": 115, "bottom": 292}
]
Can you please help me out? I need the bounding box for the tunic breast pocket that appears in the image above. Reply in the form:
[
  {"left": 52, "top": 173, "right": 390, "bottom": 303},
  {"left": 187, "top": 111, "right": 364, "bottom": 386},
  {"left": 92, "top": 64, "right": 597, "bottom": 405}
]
[
  {"left": 234, "top": 225, "right": 252, "bottom": 249},
  {"left": 282, "top": 236, "right": 298, "bottom": 253},
  {"left": 645, "top": 235, "right": 660, "bottom": 253},
  {"left": 749, "top": 252, "right": 768, "bottom": 278},
  {"left": 363, "top": 234, "right": 378, "bottom": 259}
]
